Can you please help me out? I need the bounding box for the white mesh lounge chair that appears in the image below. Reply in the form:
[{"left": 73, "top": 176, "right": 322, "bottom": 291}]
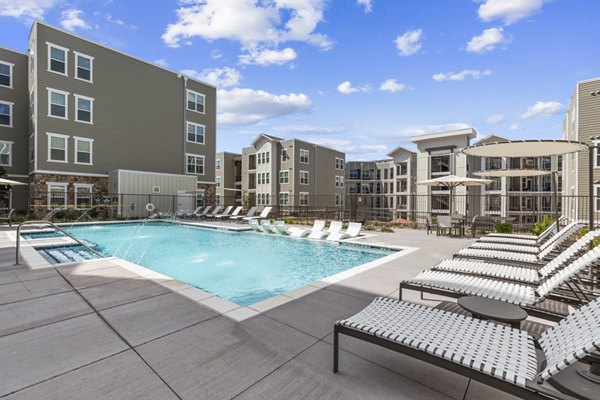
[
  {"left": 433, "top": 230, "right": 600, "bottom": 284},
  {"left": 326, "top": 222, "right": 362, "bottom": 241},
  {"left": 181, "top": 206, "right": 201, "bottom": 219},
  {"left": 308, "top": 220, "right": 343, "bottom": 240},
  {"left": 335, "top": 295, "right": 600, "bottom": 399},
  {"left": 400, "top": 244, "right": 600, "bottom": 320},
  {"left": 248, "top": 219, "right": 264, "bottom": 232},
  {"left": 231, "top": 206, "right": 257, "bottom": 223},
  {"left": 273, "top": 221, "right": 299, "bottom": 235},
  {"left": 216, "top": 206, "right": 242, "bottom": 220},
  {"left": 189, "top": 206, "right": 211, "bottom": 219},
  {"left": 260, "top": 220, "right": 277, "bottom": 233},
  {"left": 244, "top": 206, "right": 272, "bottom": 222},
  {"left": 455, "top": 222, "right": 584, "bottom": 264},
  {"left": 480, "top": 216, "right": 567, "bottom": 244},
  {"left": 208, "top": 205, "right": 231, "bottom": 220},
  {"left": 290, "top": 220, "right": 326, "bottom": 238},
  {"left": 200, "top": 205, "right": 222, "bottom": 220}
]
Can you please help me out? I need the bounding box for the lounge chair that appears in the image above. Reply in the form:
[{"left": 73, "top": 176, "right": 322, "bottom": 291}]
[
  {"left": 273, "top": 221, "right": 296, "bottom": 235},
  {"left": 481, "top": 216, "right": 566, "bottom": 243},
  {"left": 243, "top": 206, "right": 272, "bottom": 222},
  {"left": 190, "top": 206, "right": 211, "bottom": 219},
  {"left": 260, "top": 220, "right": 277, "bottom": 233},
  {"left": 0, "top": 208, "right": 14, "bottom": 227},
  {"left": 335, "top": 295, "right": 600, "bottom": 400},
  {"left": 231, "top": 206, "right": 257, "bottom": 223},
  {"left": 208, "top": 205, "right": 231, "bottom": 220},
  {"left": 454, "top": 222, "right": 584, "bottom": 264},
  {"left": 215, "top": 206, "right": 242, "bottom": 220},
  {"left": 248, "top": 219, "right": 264, "bottom": 232},
  {"left": 308, "top": 220, "right": 343, "bottom": 240},
  {"left": 400, "top": 244, "right": 600, "bottom": 321},
  {"left": 202, "top": 205, "right": 223, "bottom": 220},
  {"left": 290, "top": 220, "right": 326, "bottom": 238},
  {"left": 326, "top": 222, "right": 362, "bottom": 241}
]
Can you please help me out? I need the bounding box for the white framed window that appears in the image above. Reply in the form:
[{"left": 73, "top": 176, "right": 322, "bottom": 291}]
[
  {"left": 299, "top": 192, "right": 309, "bottom": 206},
  {"left": 186, "top": 121, "right": 205, "bottom": 144},
  {"left": 281, "top": 148, "right": 289, "bottom": 162},
  {"left": 300, "top": 149, "right": 309, "bottom": 164},
  {"left": 0, "top": 101, "right": 13, "bottom": 127},
  {"left": 265, "top": 172, "right": 270, "bottom": 184},
  {"left": 216, "top": 159, "right": 221, "bottom": 170},
  {"left": 594, "top": 141, "right": 600, "bottom": 169},
  {"left": 74, "top": 136, "right": 93, "bottom": 165},
  {"left": 186, "top": 153, "right": 204, "bottom": 175},
  {"left": 74, "top": 52, "right": 93, "bottom": 82},
  {"left": 279, "top": 192, "right": 289, "bottom": 205},
  {"left": 0, "top": 61, "right": 13, "bottom": 88},
  {"left": 279, "top": 170, "right": 289, "bottom": 184},
  {"left": 335, "top": 175, "right": 344, "bottom": 188},
  {"left": 335, "top": 157, "right": 344, "bottom": 170},
  {"left": 47, "top": 182, "right": 68, "bottom": 208},
  {"left": 186, "top": 89, "right": 205, "bottom": 113},
  {"left": 335, "top": 194, "right": 343, "bottom": 206},
  {"left": 300, "top": 170, "right": 309, "bottom": 185},
  {"left": 0, "top": 141, "right": 13, "bottom": 166},
  {"left": 29, "top": 133, "right": 34, "bottom": 162},
  {"left": 74, "top": 95, "right": 93, "bottom": 124},
  {"left": 74, "top": 184, "right": 93, "bottom": 209},
  {"left": 47, "top": 43, "right": 68, "bottom": 76},
  {"left": 595, "top": 185, "right": 600, "bottom": 212},
  {"left": 47, "top": 133, "right": 69, "bottom": 163},
  {"left": 216, "top": 176, "right": 221, "bottom": 187},
  {"left": 47, "top": 88, "right": 69, "bottom": 119}
]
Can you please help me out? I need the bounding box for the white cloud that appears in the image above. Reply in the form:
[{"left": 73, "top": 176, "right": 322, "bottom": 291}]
[
  {"left": 105, "top": 14, "right": 138, "bottom": 29},
  {"left": 162, "top": 0, "right": 331, "bottom": 52},
  {"left": 153, "top": 58, "right": 169, "bottom": 68},
  {"left": 394, "top": 29, "right": 423, "bottom": 56},
  {"left": 272, "top": 124, "right": 346, "bottom": 135},
  {"left": 478, "top": 0, "right": 545, "bottom": 25},
  {"left": 405, "top": 123, "right": 472, "bottom": 136},
  {"left": 337, "top": 81, "right": 369, "bottom": 95},
  {"left": 356, "top": 0, "right": 372, "bottom": 13},
  {"left": 521, "top": 101, "right": 564, "bottom": 119},
  {"left": 60, "top": 9, "right": 90, "bottom": 32},
  {"left": 466, "top": 27, "right": 508, "bottom": 53},
  {"left": 239, "top": 47, "right": 297, "bottom": 66},
  {"left": 218, "top": 87, "right": 311, "bottom": 125},
  {"left": 211, "top": 49, "right": 223, "bottom": 59},
  {"left": 508, "top": 123, "right": 522, "bottom": 131},
  {"left": 486, "top": 114, "right": 506, "bottom": 124},
  {"left": 379, "top": 78, "right": 406, "bottom": 93},
  {"left": 0, "top": 0, "right": 59, "bottom": 21},
  {"left": 181, "top": 67, "right": 241, "bottom": 88},
  {"left": 432, "top": 69, "right": 492, "bottom": 82},
  {"left": 308, "top": 137, "right": 387, "bottom": 158}
]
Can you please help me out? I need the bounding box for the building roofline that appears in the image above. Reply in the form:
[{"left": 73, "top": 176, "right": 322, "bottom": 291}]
[
  {"left": 386, "top": 145, "right": 415, "bottom": 157},
  {"left": 33, "top": 20, "right": 217, "bottom": 89},
  {"left": 0, "top": 45, "right": 27, "bottom": 56},
  {"left": 289, "top": 138, "right": 344, "bottom": 154},
  {"left": 217, "top": 151, "right": 242, "bottom": 157},
  {"left": 411, "top": 128, "right": 477, "bottom": 143},
  {"left": 576, "top": 76, "right": 600, "bottom": 85},
  {"left": 473, "top": 134, "right": 509, "bottom": 145},
  {"left": 250, "top": 133, "right": 284, "bottom": 147}
]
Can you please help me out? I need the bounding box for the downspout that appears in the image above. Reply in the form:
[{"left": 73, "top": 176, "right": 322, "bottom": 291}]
[{"left": 180, "top": 75, "right": 188, "bottom": 175}]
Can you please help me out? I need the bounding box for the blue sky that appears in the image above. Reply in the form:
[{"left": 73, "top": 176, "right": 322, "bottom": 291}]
[{"left": 1, "top": 0, "right": 599, "bottom": 160}]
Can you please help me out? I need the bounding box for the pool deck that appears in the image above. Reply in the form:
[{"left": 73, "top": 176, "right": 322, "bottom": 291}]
[{"left": 0, "top": 223, "right": 525, "bottom": 400}]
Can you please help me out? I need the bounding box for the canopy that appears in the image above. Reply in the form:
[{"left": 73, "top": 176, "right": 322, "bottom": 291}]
[
  {"left": 462, "top": 140, "right": 587, "bottom": 157},
  {"left": 417, "top": 175, "right": 494, "bottom": 188},
  {"left": 0, "top": 178, "right": 27, "bottom": 186},
  {"left": 473, "top": 170, "right": 552, "bottom": 178}
]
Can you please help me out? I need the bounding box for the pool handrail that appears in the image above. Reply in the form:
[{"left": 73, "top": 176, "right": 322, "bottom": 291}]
[{"left": 15, "top": 220, "right": 105, "bottom": 265}]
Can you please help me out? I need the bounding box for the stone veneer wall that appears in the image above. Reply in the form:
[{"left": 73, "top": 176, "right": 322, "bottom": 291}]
[{"left": 198, "top": 183, "right": 216, "bottom": 205}]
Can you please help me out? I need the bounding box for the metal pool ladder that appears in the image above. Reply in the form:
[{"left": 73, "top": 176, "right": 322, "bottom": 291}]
[{"left": 15, "top": 220, "right": 105, "bottom": 265}]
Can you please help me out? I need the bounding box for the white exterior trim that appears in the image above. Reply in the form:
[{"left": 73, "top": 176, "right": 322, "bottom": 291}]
[
  {"left": 46, "top": 42, "right": 69, "bottom": 77},
  {"left": 0, "top": 100, "right": 14, "bottom": 128},
  {"left": 73, "top": 136, "right": 94, "bottom": 165},
  {"left": 73, "top": 51, "right": 94, "bottom": 83},
  {"left": 47, "top": 87, "right": 69, "bottom": 120},
  {"left": 0, "top": 140, "right": 13, "bottom": 167},
  {"left": 185, "top": 121, "right": 205, "bottom": 144},
  {"left": 46, "top": 132, "right": 69, "bottom": 163},
  {"left": 30, "top": 170, "right": 109, "bottom": 177},
  {"left": 0, "top": 59, "right": 14, "bottom": 89},
  {"left": 186, "top": 89, "right": 206, "bottom": 114},
  {"left": 74, "top": 94, "right": 94, "bottom": 124},
  {"left": 185, "top": 153, "right": 205, "bottom": 175}
]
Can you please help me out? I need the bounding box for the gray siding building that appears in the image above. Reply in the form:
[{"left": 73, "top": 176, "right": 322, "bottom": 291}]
[{"left": 215, "top": 151, "right": 242, "bottom": 205}]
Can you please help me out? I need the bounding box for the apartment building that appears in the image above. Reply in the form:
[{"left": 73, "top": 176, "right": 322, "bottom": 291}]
[
  {"left": 562, "top": 77, "right": 600, "bottom": 221},
  {"left": 0, "top": 21, "right": 216, "bottom": 213},
  {"left": 345, "top": 146, "right": 416, "bottom": 219},
  {"left": 215, "top": 151, "right": 242, "bottom": 205},
  {"left": 240, "top": 134, "right": 345, "bottom": 208}
]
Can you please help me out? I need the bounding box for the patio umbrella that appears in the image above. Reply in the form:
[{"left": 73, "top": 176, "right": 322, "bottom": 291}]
[
  {"left": 417, "top": 175, "right": 493, "bottom": 215},
  {"left": 0, "top": 178, "right": 26, "bottom": 186}
]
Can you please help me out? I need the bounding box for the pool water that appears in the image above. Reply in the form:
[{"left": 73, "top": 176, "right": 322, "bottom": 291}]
[{"left": 25, "top": 222, "right": 396, "bottom": 306}]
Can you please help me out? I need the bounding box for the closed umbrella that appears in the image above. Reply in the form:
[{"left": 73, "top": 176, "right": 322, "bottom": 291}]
[
  {"left": 417, "top": 175, "right": 493, "bottom": 215},
  {"left": 0, "top": 178, "right": 26, "bottom": 186}
]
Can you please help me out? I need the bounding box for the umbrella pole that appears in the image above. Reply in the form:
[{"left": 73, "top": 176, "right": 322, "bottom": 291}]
[
  {"left": 552, "top": 171, "right": 560, "bottom": 234},
  {"left": 448, "top": 185, "right": 453, "bottom": 216}
]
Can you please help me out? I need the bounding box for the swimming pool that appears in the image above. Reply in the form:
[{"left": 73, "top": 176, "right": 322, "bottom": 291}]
[{"left": 25, "top": 222, "right": 397, "bottom": 306}]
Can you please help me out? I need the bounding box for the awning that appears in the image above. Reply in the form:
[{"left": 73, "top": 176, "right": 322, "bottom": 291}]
[
  {"left": 462, "top": 140, "right": 587, "bottom": 157},
  {"left": 473, "top": 169, "right": 552, "bottom": 178}
]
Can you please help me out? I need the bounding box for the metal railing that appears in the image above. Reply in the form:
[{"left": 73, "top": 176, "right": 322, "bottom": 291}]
[{"left": 15, "top": 220, "right": 105, "bottom": 265}]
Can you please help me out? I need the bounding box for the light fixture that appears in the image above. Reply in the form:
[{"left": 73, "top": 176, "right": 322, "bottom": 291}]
[{"left": 592, "top": 92, "right": 597, "bottom": 96}]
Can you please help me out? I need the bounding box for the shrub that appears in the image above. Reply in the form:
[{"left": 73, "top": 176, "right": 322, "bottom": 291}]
[
  {"left": 533, "top": 215, "right": 553, "bottom": 236},
  {"left": 494, "top": 222, "right": 513, "bottom": 234},
  {"left": 379, "top": 225, "right": 394, "bottom": 233},
  {"left": 578, "top": 227, "right": 590, "bottom": 239},
  {"left": 363, "top": 224, "right": 376, "bottom": 231}
]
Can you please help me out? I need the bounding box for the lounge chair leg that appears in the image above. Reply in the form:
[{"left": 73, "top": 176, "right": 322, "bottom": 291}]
[
  {"left": 333, "top": 326, "right": 339, "bottom": 373},
  {"left": 398, "top": 284, "right": 403, "bottom": 301}
]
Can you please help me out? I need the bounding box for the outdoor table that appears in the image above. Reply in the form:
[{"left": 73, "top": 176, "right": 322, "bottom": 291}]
[
  {"left": 457, "top": 296, "right": 528, "bottom": 329},
  {"left": 450, "top": 215, "right": 466, "bottom": 237}
]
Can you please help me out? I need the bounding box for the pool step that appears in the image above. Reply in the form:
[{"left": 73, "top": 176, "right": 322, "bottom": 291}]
[{"left": 40, "top": 246, "right": 101, "bottom": 264}]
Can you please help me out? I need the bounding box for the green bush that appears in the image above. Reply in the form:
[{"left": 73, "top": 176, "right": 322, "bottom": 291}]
[
  {"left": 494, "top": 222, "right": 513, "bottom": 234},
  {"left": 533, "top": 215, "right": 553, "bottom": 236},
  {"left": 363, "top": 224, "right": 376, "bottom": 231},
  {"left": 379, "top": 225, "right": 394, "bottom": 233},
  {"left": 578, "top": 227, "right": 590, "bottom": 239}
]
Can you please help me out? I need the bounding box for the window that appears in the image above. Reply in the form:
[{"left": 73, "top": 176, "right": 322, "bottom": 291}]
[
  {"left": 47, "top": 183, "right": 67, "bottom": 208},
  {"left": 0, "top": 141, "right": 12, "bottom": 166},
  {"left": 335, "top": 157, "right": 344, "bottom": 170},
  {"left": 74, "top": 52, "right": 93, "bottom": 82},
  {"left": 216, "top": 159, "right": 221, "bottom": 170},
  {"left": 0, "top": 101, "right": 12, "bottom": 127},
  {"left": 216, "top": 176, "right": 221, "bottom": 187},
  {"left": 279, "top": 192, "right": 289, "bottom": 205},
  {"left": 300, "top": 149, "right": 309, "bottom": 164},
  {"left": 186, "top": 90, "right": 205, "bottom": 113},
  {"left": 47, "top": 133, "right": 68, "bottom": 162},
  {"left": 186, "top": 154, "right": 204, "bottom": 174},
  {"left": 48, "top": 89, "right": 68, "bottom": 119},
  {"left": 74, "top": 137, "right": 93, "bottom": 165},
  {"left": 431, "top": 155, "right": 450, "bottom": 176},
  {"left": 0, "top": 61, "right": 12, "bottom": 88},
  {"left": 335, "top": 194, "right": 343, "bottom": 206},
  {"left": 75, "top": 95, "right": 93, "bottom": 123},
  {"left": 29, "top": 133, "right": 34, "bottom": 162},
  {"left": 279, "top": 170, "right": 289, "bottom": 184},
  {"left": 596, "top": 185, "right": 600, "bottom": 212},
  {"left": 74, "top": 184, "right": 93, "bottom": 209},
  {"left": 300, "top": 170, "right": 309, "bottom": 185},
  {"left": 299, "top": 192, "right": 309, "bottom": 206},
  {"left": 186, "top": 122, "right": 205, "bottom": 144},
  {"left": 281, "top": 149, "right": 289, "bottom": 162},
  {"left": 335, "top": 176, "right": 344, "bottom": 188},
  {"left": 349, "top": 169, "right": 360, "bottom": 179},
  {"left": 47, "top": 43, "right": 68, "bottom": 75}
]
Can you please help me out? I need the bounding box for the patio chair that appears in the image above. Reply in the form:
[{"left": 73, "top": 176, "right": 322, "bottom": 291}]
[
  {"left": 273, "top": 221, "right": 299, "bottom": 235},
  {"left": 243, "top": 206, "right": 272, "bottom": 222},
  {"left": 202, "top": 205, "right": 222, "bottom": 220},
  {"left": 424, "top": 215, "right": 437, "bottom": 235},
  {"left": 308, "top": 220, "right": 343, "bottom": 240},
  {"left": 432, "top": 229, "right": 600, "bottom": 284},
  {"left": 190, "top": 206, "right": 211, "bottom": 219},
  {"left": 231, "top": 206, "right": 257, "bottom": 223},
  {"left": 208, "top": 205, "right": 231, "bottom": 220},
  {"left": 454, "top": 222, "right": 584, "bottom": 265},
  {"left": 400, "top": 244, "right": 600, "bottom": 321},
  {"left": 248, "top": 219, "right": 264, "bottom": 232},
  {"left": 215, "top": 206, "right": 242, "bottom": 220},
  {"left": 326, "top": 222, "right": 362, "bottom": 241},
  {"left": 290, "top": 220, "right": 326, "bottom": 238},
  {"left": 436, "top": 216, "right": 454, "bottom": 237},
  {"left": 334, "top": 295, "right": 600, "bottom": 400},
  {"left": 260, "top": 220, "right": 277, "bottom": 233},
  {"left": 0, "top": 208, "right": 15, "bottom": 227}
]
